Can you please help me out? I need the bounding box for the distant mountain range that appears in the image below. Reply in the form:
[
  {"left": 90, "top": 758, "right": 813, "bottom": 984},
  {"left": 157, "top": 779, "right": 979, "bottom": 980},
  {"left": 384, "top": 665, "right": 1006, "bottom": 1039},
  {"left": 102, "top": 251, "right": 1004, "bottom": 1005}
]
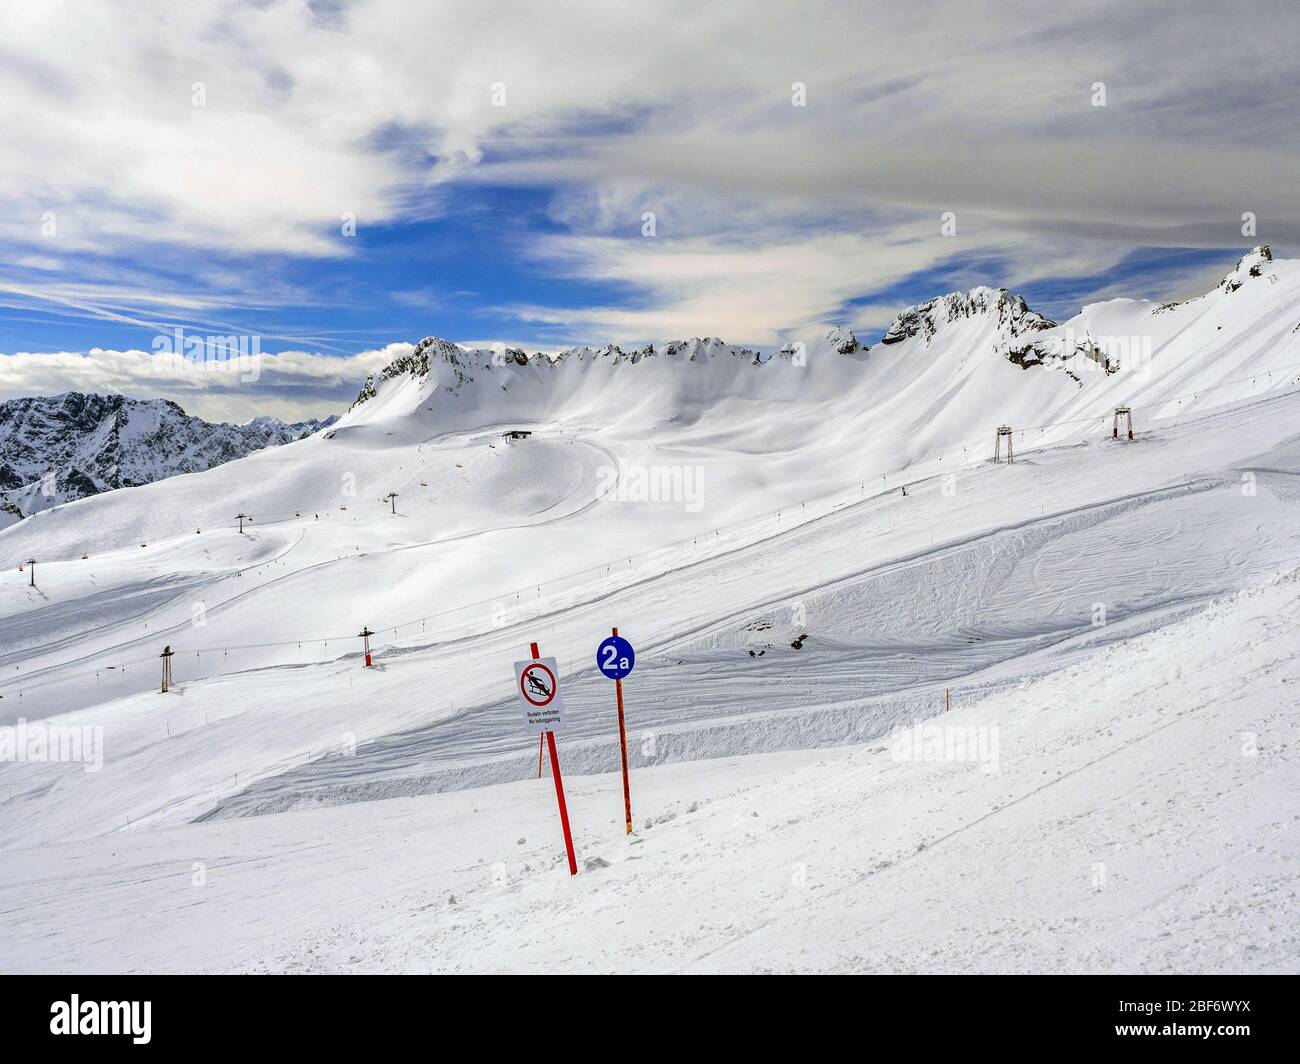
[{"left": 0, "top": 392, "right": 335, "bottom": 524}]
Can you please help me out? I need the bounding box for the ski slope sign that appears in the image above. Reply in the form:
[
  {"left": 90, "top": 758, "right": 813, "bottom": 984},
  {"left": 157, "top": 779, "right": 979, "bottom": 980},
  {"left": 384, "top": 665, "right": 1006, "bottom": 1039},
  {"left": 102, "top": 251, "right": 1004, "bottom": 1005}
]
[
  {"left": 595, "top": 634, "right": 635, "bottom": 680},
  {"left": 514, "top": 656, "right": 566, "bottom": 734}
]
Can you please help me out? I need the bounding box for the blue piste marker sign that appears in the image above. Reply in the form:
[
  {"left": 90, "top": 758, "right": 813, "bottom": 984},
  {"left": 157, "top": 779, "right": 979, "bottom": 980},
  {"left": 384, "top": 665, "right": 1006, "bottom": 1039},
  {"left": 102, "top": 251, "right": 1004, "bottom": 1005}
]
[{"left": 596, "top": 634, "right": 635, "bottom": 679}]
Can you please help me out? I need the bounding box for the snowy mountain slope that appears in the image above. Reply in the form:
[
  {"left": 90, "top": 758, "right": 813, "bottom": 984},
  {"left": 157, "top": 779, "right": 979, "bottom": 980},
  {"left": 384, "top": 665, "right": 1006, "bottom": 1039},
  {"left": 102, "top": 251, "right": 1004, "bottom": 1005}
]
[
  {"left": 0, "top": 257, "right": 1295, "bottom": 816},
  {"left": 0, "top": 249, "right": 1298, "bottom": 973},
  {"left": 1, "top": 384, "right": 1296, "bottom": 844},
  {"left": 211, "top": 444, "right": 1300, "bottom": 821},
  {"left": 2, "top": 571, "right": 1294, "bottom": 974},
  {"left": 344, "top": 247, "right": 1299, "bottom": 459},
  {"left": 0, "top": 392, "right": 335, "bottom": 525},
  {"left": 1, "top": 251, "right": 1296, "bottom": 724}
]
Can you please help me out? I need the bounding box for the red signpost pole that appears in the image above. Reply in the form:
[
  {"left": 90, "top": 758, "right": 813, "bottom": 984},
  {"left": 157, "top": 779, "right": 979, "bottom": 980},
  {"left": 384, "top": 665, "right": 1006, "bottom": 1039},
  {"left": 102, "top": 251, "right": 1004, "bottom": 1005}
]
[
  {"left": 547, "top": 731, "right": 577, "bottom": 876},
  {"left": 531, "top": 642, "right": 577, "bottom": 876},
  {"left": 612, "top": 626, "right": 633, "bottom": 835}
]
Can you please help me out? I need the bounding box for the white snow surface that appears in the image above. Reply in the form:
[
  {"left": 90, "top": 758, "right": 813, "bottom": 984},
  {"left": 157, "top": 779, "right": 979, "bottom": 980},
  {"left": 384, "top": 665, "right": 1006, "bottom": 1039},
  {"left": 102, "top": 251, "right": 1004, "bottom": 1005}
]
[
  {"left": 2, "top": 574, "right": 1295, "bottom": 973},
  {"left": 0, "top": 252, "right": 1297, "bottom": 972}
]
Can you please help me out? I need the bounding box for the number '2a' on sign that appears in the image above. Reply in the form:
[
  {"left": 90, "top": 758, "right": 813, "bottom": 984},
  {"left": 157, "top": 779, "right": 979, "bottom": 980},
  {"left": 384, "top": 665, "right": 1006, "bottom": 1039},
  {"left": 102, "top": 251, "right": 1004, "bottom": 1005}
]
[{"left": 596, "top": 635, "right": 634, "bottom": 680}]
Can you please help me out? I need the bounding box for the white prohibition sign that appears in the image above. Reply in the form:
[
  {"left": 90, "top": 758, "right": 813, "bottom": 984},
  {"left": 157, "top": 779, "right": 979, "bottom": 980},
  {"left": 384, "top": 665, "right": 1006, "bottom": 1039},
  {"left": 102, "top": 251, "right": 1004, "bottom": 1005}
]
[{"left": 514, "top": 656, "right": 567, "bottom": 734}]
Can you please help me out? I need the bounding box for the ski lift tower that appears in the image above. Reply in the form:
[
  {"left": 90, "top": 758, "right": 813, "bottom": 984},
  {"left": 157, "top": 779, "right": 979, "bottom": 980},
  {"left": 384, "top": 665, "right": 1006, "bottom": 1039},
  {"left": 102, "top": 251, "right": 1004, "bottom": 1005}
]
[
  {"left": 994, "top": 425, "right": 1014, "bottom": 463},
  {"left": 1113, "top": 406, "right": 1133, "bottom": 440},
  {"left": 159, "top": 645, "right": 174, "bottom": 693}
]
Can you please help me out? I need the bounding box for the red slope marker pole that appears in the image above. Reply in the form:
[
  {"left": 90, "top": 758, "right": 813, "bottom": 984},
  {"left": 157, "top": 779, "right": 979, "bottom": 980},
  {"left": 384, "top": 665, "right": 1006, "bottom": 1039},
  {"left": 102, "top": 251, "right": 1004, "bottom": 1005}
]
[
  {"left": 531, "top": 642, "right": 577, "bottom": 876},
  {"left": 612, "top": 626, "right": 633, "bottom": 835},
  {"left": 547, "top": 731, "right": 577, "bottom": 876}
]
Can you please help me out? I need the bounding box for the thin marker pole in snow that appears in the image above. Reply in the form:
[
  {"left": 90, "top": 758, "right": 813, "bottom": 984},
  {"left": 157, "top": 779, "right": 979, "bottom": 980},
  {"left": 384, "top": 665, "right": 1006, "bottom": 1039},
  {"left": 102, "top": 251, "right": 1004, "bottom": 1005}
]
[
  {"left": 612, "top": 626, "right": 633, "bottom": 835},
  {"left": 531, "top": 640, "right": 577, "bottom": 876}
]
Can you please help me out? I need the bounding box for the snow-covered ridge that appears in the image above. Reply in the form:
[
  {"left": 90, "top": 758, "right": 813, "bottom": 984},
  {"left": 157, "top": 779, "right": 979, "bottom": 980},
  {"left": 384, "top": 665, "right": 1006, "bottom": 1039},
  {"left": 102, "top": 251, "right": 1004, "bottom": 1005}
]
[
  {"left": 352, "top": 247, "right": 1292, "bottom": 426},
  {"left": 349, "top": 331, "right": 858, "bottom": 409},
  {"left": 346, "top": 284, "right": 1059, "bottom": 420},
  {"left": 345, "top": 247, "right": 1295, "bottom": 444},
  {"left": 0, "top": 392, "right": 335, "bottom": 523},
  {"left": 1002, "top": 246, "right": 1286, "bottom": 376},
  {"left": 327, "top": 249, "right": 1300, "bottom": 484},
  {"left": 1221, "top": 243, "right": 1274, "bottom": 294}
]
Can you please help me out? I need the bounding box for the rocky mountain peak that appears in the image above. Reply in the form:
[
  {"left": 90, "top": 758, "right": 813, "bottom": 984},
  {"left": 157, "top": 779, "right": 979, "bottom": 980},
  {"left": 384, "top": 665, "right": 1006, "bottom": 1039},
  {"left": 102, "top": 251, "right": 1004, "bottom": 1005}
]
[
  {"left": 824, "top": 326, "right": 861, "bottom": 355},
  {"left": 0, "top": 392, "right": 332, "bottom": 524},
  {"left": 880, "top": 287, "right": 1055, "bottom": 347},
  {"left": 1221, "top": 245, "right": 1273, "bottom": 294}
]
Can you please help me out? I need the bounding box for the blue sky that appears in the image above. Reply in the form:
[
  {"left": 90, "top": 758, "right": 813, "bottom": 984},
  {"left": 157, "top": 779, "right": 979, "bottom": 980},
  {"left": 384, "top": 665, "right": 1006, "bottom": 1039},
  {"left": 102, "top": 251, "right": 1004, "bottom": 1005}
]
[
  {"left": 0, "top": 184, "right": 608, "bottom": 355},
  {"left": 0, "top": 178, "right": 1248, "bottom": 357},
  {"left": 1, "top": 1, "right": 1295, "bottom": 421}
]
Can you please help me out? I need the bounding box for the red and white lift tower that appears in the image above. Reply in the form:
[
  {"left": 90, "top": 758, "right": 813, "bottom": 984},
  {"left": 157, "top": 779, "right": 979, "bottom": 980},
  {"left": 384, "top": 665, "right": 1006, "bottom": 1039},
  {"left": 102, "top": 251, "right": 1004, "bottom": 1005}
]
[{"left": 1113, "top": 405, "right": 1133, "bottom": 440}]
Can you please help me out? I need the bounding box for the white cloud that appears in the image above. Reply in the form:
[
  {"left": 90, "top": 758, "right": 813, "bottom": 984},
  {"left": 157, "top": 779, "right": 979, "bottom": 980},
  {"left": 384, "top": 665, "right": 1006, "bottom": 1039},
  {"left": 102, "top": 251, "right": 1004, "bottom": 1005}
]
[
  {"left": 0, "top": 345, "right": 407, "bottom": 424},
  {"left": 6, "top": 1, "right": 1296, "bottom": 257},
  {"left": 503, "top": 213, "right": 1147, "bottom": 346}
]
